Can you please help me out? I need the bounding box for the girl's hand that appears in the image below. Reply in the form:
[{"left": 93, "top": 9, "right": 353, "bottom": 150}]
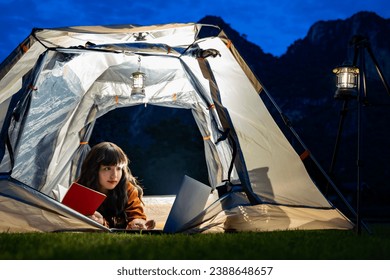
[
  {"left": 127, "top": 218, "right": 147, "bottom": 229},
  {"left": 145, "top": 219, "right": 156, "bottom": 229},
  {"left": 127, "top": 218, "right": 156, "bottom": 230},
  {"left": 88, "top": 211, "right": 104, "bottom": 225}
]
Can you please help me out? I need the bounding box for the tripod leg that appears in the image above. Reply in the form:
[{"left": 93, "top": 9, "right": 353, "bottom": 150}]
[
  {"left": 366, "top": 44, "right": 390, "bottom": 96},
  {"left": 327, "top": 99, "right": 350, "bottom": 195}
]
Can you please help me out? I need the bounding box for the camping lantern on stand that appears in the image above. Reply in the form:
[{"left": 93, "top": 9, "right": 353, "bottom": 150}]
[
  {"left": 332, "top": 64, "right": 359, "bottom": 100},
  {"left": 131, "top": 56, "right": 146, "bottom": 96},
  {"left": 329, "top": 63, "right": 361, "bottom": 234},
  {"left": 328, "top": 35, "right": 390, "bottom": 235}
]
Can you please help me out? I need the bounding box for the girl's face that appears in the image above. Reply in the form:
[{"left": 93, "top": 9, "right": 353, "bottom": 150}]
[{"left": 98, "top": 164, "right": 123, "bottom": 193}]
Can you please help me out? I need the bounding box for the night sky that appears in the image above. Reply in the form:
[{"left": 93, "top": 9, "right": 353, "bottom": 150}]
[{"left": 0, "top": 0, "right": 389, "bottom": 62}]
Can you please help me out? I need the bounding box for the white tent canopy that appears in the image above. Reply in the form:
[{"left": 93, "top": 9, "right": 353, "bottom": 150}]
[{"left": 0, "top": 22, "right": 353, "bottom": 232}]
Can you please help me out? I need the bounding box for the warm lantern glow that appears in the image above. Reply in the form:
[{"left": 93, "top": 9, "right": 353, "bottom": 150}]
[
  {"left": 131, "top": 71, "right": 145, "bottom": 95},
  {"left": 131, "top": 56, "right": 146, "bottom": 96},
  {"left": 332, "top": 65, "right": 359, "bottom": 99}
]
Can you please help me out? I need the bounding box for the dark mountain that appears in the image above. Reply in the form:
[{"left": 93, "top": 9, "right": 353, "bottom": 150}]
[{"left": 92, "top": 12, "right": 390, "bottom": 219}]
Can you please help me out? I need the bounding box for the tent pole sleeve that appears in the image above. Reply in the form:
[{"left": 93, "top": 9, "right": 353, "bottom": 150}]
[{"left": 196, "top": 57, "right": 262, "bottom": 204}]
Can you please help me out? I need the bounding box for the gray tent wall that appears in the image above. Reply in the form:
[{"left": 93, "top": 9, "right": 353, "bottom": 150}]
[
  {"left": 0, "top": 23, "right": 354, "bottom": 232},
  {"left": 0, "top": 175, "right": 109, "bottom": 232}
]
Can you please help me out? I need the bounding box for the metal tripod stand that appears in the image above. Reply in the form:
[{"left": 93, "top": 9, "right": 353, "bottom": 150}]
[{"left": 330, "top": 35, "right": 390, "bottom": 234}]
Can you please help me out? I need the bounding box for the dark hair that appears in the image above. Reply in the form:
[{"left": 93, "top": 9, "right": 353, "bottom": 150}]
[{"left": 77, "top": 142, "right": 143, "bottom": 218}]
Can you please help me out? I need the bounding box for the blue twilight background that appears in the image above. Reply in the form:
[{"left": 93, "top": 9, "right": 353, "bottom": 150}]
[{"left": 1, "top": 0, "right": 389, "bottom": 61}]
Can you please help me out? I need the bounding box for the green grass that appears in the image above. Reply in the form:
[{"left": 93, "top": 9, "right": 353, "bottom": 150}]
[{"left": 1, "top": 224, "right": 389, "bottom": 260}]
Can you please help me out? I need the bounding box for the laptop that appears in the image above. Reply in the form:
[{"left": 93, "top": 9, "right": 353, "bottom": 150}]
[
  {"left": 111, "top": 175, "right": 211, "bottom": 234},
  {"left": 163, "top": 175, "right": 211, "bottom": 233}
]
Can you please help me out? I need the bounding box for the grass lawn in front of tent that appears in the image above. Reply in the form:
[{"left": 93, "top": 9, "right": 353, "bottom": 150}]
[{"left": 1, "top": 223, "right": 389, "bottom": 259}]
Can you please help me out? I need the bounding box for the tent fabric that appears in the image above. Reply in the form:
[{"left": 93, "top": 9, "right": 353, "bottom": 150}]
[
  {"left": 143, "top": 192, "right": 353, "bottom": 233},
  {"left": 0, "top": 176, "right": 109, "bottom": 232},
  {"left": 0, "top": 22, "right": 354, "bottom": 233},
  {"left": 187, "top": 192, "right": 353, "bottom": 233}
]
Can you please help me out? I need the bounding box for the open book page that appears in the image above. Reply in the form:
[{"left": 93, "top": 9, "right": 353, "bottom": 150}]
[{"left": 52, "top": 184, "right": 69, "bottom": 201}]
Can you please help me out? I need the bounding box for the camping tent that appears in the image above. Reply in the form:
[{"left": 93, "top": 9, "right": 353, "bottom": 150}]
[{"left": 0, "top": 23, "right": 354, "bottom": 233}]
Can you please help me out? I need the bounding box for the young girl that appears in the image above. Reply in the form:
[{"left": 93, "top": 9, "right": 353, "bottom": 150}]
[{"left": 77, "top": 142, "right": 155, "bottom": 230}]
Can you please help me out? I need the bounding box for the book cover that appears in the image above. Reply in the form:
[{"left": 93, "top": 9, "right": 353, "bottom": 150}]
[{"left": 61, "top": 182, "right": 107, "bottom": 216}]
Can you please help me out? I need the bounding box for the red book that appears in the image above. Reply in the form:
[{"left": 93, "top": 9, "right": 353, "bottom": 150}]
[{"left": 61, "top": 182, "right": 107, "bottom": 216}]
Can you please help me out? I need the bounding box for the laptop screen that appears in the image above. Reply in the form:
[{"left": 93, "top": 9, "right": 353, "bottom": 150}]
[{"left": 163, "top": 175, "right": 211, "bottom": 233}]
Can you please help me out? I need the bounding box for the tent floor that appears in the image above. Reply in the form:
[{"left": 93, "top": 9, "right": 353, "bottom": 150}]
[{"left": 143, "top": 195, "right": 175, "bottom": 230}]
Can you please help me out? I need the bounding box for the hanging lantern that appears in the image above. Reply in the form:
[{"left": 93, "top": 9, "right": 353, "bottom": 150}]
[
  {"left": 332, "top": 65, "right": 359, "bottom": 99},
  {"left": 131, "top": 71, "right": 145, "bottom": 95},
  {"left": 131, "top": 56, "right": 145, "bottom": 96}
]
